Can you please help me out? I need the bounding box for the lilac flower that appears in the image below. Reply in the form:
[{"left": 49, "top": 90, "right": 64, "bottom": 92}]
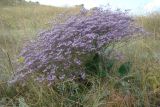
[
  {"left": 47, "top": 74, "right": 56, "bottom": 81},
  {"left": 9, "top": 8, "right": 142, "bottom": 85}
]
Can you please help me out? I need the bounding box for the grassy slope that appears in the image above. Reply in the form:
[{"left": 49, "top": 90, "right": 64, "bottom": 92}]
[
  {"left": 0, "top": 2, "right": 160, "bottom": 107},
  {"left": 0, "top": 4, "right": 80, "bottom": 54}
]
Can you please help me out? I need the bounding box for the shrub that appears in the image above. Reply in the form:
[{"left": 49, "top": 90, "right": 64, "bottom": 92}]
[{"left": 9, "top": 8, "right": 142, "bottom": 85}]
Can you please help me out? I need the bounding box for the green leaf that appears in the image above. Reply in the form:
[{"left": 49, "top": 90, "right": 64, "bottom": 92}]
[
  {"left": 118, "top": 61, "right": 132, "bottom": 76},
  {"left": 106, "top": 59, "right": 115, "bottom": 71},
  {"left": 85, "top": 53, "right": 100, "bottom": 75}
]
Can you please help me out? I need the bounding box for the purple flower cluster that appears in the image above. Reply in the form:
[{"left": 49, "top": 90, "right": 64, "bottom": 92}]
[{"left": 10, "top": 8, "right": 142, "bottom": 84}]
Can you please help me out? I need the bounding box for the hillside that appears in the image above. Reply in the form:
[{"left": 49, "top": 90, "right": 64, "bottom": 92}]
[
  {"left": 0, "top": 3, "right": 80, "bottom": 55},
  {"left": 0, "top": 0, "right": 40, "bottom": 6},
  {"left": 0, "top": 1, "right": 160, "bottom": 107},
  {"left": 0, "top": 0, "right": 25, "bottom": 5}
]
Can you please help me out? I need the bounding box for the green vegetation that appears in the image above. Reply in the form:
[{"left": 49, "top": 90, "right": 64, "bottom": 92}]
[{"left": 0, "top": 1, "right": 160, "bottom": 107}]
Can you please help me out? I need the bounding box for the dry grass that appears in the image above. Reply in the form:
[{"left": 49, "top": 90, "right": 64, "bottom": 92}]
[{"left": 0, "top": 3, "right": 160, "bottom": 107}]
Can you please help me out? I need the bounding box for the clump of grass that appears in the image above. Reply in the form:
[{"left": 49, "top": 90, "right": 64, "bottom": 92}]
[{"left": 137, "top": 12, "right": 160, "bottom": 37}]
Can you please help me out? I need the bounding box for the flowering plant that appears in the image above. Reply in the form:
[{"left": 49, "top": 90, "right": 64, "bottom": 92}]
[{"left": 10, "top": 8, "right": 142, "bottom": 85}]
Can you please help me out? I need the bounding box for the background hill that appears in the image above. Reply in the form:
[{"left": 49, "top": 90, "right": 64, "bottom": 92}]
[
  {"left": 0, "top": 0, "right": 25, "bottom": 5},
  {"left": 0, "top": 0, "right": 40, "bottom": 6}
]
